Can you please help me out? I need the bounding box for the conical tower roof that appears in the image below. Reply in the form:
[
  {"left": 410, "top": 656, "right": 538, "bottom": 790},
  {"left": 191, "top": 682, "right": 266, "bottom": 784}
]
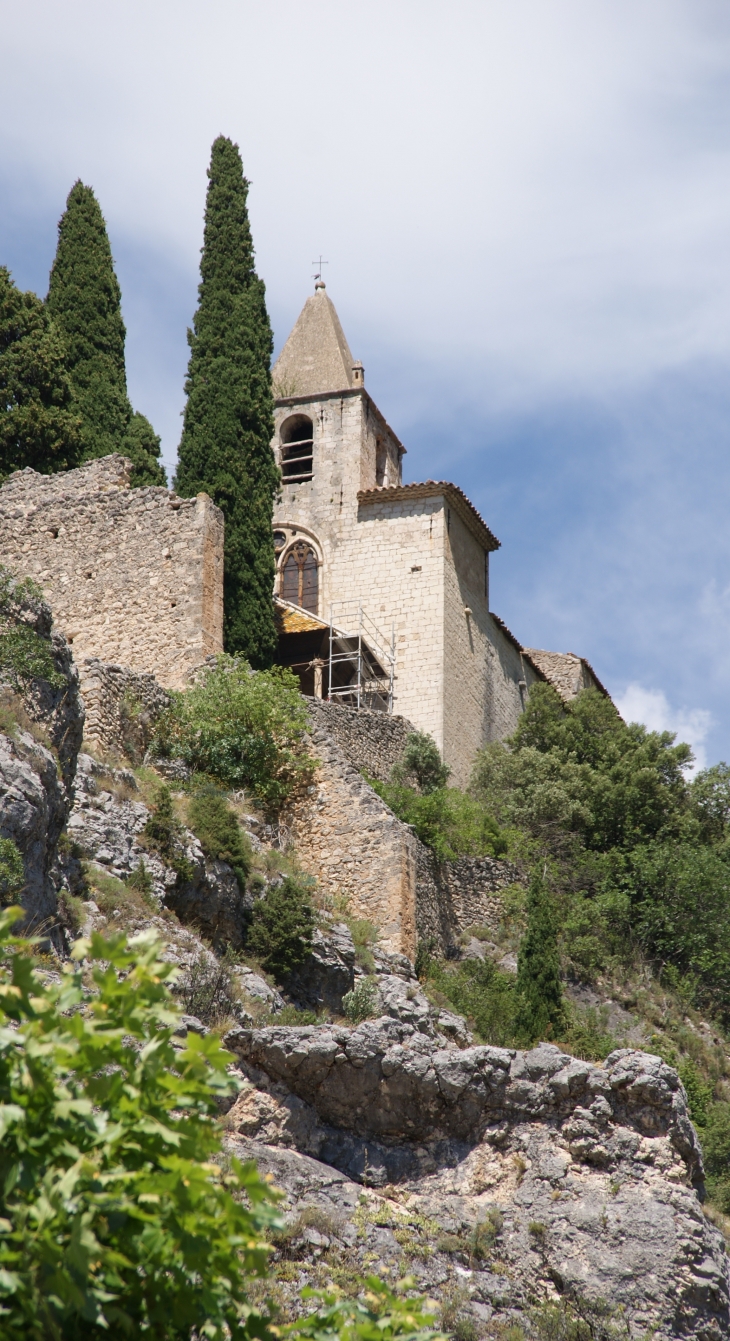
[{"left": 272, "top": 284, "right": 357, "bottom": 397}]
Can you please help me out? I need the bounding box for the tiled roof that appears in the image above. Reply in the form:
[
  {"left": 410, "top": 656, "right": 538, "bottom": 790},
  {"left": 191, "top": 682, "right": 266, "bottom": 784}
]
[
  {"left": 274, "top": 597, "right": 328, "bottom": 635},
  {"left": 357, "top": 480, "right": 501, "bottom": 553},
  {"left": 523, "top": 648, "right": 612, "bottom": 703}
]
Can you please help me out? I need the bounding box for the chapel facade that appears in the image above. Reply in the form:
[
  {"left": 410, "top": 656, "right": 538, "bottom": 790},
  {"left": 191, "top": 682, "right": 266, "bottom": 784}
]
[{"left": 269, "top": 282, "right": 608, "bottom": 786}]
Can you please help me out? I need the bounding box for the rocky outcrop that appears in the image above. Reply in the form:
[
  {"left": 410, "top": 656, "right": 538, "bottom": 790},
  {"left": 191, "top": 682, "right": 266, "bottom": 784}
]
[
  {"left": 66, "top": 754, "right": 255, "bottom": 949},
  {"left": 223, "top": 1024, "right": 728, "bottom": 1339},
  {"left": 0, "top": 579, "right": 84, "bottom": 939},
  {"left": 0, "top": 728, "right": 68, "bottom": 936}
]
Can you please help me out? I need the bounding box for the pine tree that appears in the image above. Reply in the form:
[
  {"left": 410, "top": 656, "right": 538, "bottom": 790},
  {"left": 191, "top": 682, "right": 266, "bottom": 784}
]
[
  {"left": 514, "top": 869, "right": 566, "bottom": 1044},
  {"left": 175, "top": 137, "right": 278, "bottom": 667},
  {"left": 46, "top": 181, "right": 165, "bottom": 486},
  {"left": 0, "top": 267, "right": 81, "bottom": 478}
]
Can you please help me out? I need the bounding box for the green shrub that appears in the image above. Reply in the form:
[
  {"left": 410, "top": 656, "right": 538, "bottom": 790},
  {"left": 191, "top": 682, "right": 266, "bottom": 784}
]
[
  {"left": 152, "top": 657, "right": 315, "bottom": 811},
  {"left": 370, "top": 780, "right": 506, "bottom": 862},
  {"left": 140, "top": 784, "right": 194, "bottom": 887},
  {"left": 342, "top": 977, "right": 378, "bottom": 1024},
  {"left": 126, "top": 856, "right": 153, "bottom": 897},
  {"left": 393, "top": 730, "right": 450, "bottom": 793},
  {"left": 423, "top": 954, "right": 519, "bottom": 1047},
  {"left": 0, "top": 910, "right": 282, "bottom": 1337},
  {"left": 246, "top": 876, "right": 315, "bottom": 979},
  {"left": 348, "top": 917, "right": 379, "bottom": 971},
  {"left": 187, "top": 787, "right": 251, "bottom": 889},
  {"left": 514, "top": 870, "right": 566, "bottom": 1045},
  {"left": 0, "top": 838, "right": 24, "bottom": 905},
  {"left": 285, "top": 1276, "right": 444, "bottom": 1341}
]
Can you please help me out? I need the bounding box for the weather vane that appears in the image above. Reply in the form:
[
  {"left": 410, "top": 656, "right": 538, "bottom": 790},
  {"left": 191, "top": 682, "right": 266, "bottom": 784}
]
[{"left": 312, "top": 256, "right": 329, "bottom": 284}]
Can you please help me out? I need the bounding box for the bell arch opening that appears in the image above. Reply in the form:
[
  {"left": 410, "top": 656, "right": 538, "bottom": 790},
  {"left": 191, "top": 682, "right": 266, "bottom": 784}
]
[{"left": 280, "top": 414, "right": 314, "bottom": 483}]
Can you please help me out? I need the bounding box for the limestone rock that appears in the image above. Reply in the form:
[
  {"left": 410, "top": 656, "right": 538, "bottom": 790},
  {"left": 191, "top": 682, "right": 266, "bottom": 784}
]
[
  {"left": 0, "top": 728, "right": 68, "bottom": 938},
  {"left": 283, "top": 923, "right": 356, "bottom": 1011},
  {"left": 223, "top": 1026, "right": 728, "bottom": 1339}
]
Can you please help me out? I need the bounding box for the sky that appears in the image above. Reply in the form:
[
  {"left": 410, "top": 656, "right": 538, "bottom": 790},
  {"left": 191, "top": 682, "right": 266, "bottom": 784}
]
[{"left": 2, "top": 1, "right": 730, "bottom": 768}]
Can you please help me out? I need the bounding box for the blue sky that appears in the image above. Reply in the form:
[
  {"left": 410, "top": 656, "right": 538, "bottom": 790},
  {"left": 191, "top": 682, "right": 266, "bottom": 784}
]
[{"left": 3, "top": 1, "right": 730, "bottom": 766}]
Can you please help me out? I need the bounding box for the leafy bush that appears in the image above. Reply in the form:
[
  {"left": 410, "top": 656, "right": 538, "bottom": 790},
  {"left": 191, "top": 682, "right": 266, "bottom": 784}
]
[
  {"left": 342, "top": 977, "right": 378, "bottom": 1024},
  {"left": 152, "top": 657, "right": 315, "bottom": 811},
  {"left": 176, "top": 947, "right": 241, "bottom": 1026},
  {"left": 140, "top": 783, "right": 194, "bottom": 887},
  {"left": 348, "top": 918, "right": 379, "bottom": 971},
  {"left": 285, "top": 1277, "right": 444, "bottom": 1341},
  {"left": 370, "top": 780, "right": 506, "bottom": 862},
  {"left": 422, "top": 953, "right": 519, "bottom": 1047},
  {"left": 187, "top": 787, "right": 251, "bottom": 889},
  {"left": 392, "top": 731, "right": 450, "bottom": 794},
  {"left": 0, "top": 838, "right": 24, "bottom": 904},
  {"left": 0, "top": 910, "right": 282, "bottom": 1337},
  {"left": 246, "top": 876, "right": 315, "bottom": 979}
]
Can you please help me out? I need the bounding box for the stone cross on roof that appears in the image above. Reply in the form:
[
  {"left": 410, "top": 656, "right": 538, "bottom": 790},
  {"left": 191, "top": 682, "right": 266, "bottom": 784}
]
[{"left": 272, "top": 285, "right": 359, "bottom": 398}]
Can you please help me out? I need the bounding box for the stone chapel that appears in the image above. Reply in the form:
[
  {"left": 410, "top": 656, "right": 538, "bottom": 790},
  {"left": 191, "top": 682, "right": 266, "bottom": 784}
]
[{"left": 270, "top": 282, "right": 608, "bottom": 785}]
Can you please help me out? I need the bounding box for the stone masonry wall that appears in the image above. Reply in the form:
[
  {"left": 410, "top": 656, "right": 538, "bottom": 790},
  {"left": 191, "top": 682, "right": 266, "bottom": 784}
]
[
  {"left": 304, "top": 699, "right": 416, "bottom": 783},
  {"left": 294, "top": 703, "right": 520, "bottom": 957},
  {"left": 79, "top": 658, "right": 170, "bottom": 761},
  {"left": 415, "top": 846, "right": 520, "bottom": 950},
  {"left": 289, "top": 713, "right": 420, "bottom": 957},
  {"left": 0, "top": 455, "right": 224, "bottom": 690}
]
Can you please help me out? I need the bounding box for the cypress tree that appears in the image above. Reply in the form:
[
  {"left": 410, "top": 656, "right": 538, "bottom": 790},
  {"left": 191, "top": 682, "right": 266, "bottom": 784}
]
[
  {"left": 46, "top": 181, "right": 165, "bottom": 486},
  {"left": 514, "top": 869, "right": 566, "bottom": 1044},
  {"left": 0, "top": 267, "right": 82, "bottom": 478},
  {"left": 175, "top": 137, "right": 278, "bottom": 667}
]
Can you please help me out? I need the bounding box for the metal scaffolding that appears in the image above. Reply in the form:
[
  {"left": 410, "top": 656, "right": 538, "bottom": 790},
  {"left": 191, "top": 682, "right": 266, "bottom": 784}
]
[{"left": 327, "top": 602, "right": 395, "bottom": 713}]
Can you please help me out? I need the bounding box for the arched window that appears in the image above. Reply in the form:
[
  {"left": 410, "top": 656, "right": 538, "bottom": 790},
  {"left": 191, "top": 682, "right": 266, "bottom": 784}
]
[
  {"left": 281, "top": 541, "right": 319, "bottom": 613},
  {"left": 280, "top": 414, "right": 314, "bottom": 483}
]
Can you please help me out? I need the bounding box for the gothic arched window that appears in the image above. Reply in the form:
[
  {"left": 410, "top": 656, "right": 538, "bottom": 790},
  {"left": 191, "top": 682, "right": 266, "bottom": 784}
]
[
  {"left": 280, "top": 414, "right": 314, "bottom": 483},
  {"left": 281, "top": 541, "right": 319, "bottom": 613}
]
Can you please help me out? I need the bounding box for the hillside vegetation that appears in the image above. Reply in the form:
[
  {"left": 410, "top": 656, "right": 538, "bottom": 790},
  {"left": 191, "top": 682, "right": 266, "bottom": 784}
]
[{"left": 406, "top": 684, "right": 730, "bottom": 1218}]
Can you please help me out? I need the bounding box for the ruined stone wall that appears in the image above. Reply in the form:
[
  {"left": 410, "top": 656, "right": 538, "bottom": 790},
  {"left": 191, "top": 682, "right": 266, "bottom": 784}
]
[
  {"left": 414, "top": 845, "right": 519, "bottom": 951},
  {"left": 0, "top": 455, "right": 224, "bottom": 690},
  {"left": 79, "top": 659, "right": 170, "bottom": 762},
  {"left": 304, "top": 700, "right": 416, "bottom": 783},
  {"left": 289, "top": 712, "right": 419, "bottom": 957},
  {"left": 293, "top": 705, "right": 520, "bottom": 957}
]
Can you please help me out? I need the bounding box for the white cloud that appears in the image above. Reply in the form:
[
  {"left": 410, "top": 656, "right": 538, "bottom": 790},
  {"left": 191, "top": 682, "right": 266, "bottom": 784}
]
[
  {"left": 614, "top": 684, "right": 713, "bottom": 772},
  {"left": 5, "top": 2, "right": 730, "bottom": 408}
]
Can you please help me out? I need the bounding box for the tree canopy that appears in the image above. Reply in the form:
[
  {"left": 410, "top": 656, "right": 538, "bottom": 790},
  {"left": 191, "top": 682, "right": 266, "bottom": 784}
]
[
  {"left": 0, "top": 267, "right": 81, "bottom": 478},
  {"left": 175, "top": 137, "right": 279, "bottom": 667},
  {"left": 46, "top": 181, "right": 165, "bottom": 486}
]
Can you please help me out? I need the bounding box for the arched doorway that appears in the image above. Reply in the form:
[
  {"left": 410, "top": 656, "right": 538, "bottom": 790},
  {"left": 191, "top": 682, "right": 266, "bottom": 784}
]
[{"left": 281, "top": 541, "right": 319, "bottom": 613}]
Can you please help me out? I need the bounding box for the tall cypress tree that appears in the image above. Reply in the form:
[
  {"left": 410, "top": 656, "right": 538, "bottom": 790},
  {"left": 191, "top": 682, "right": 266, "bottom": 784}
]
[
  {"left": 175, "top": 137, "right": 278, "bottom": 668},
  {"left": 514, "top": 869, "right": 566, "bottom": 1045},
  {"left": 0, "top": 267, "right": 82, "bottom": 478},
  {"left": 46, "top": 181, "right": 165, "bottom": 486}
]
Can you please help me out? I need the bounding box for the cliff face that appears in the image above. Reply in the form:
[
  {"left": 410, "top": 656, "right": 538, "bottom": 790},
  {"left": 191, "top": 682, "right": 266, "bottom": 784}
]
[{"left": 0, "top": 580, "right": 84, "bottom": 940}]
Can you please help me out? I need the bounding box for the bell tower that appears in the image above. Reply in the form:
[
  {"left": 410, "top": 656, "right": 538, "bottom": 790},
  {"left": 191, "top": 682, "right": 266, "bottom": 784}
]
[{"left": 270, "top": 283, "right": 405, "bottom": 619}]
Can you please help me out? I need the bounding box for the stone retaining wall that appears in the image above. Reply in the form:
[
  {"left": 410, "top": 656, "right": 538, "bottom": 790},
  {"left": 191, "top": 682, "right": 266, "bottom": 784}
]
[
  {"left": 79, "top": 658, "right": 170, "bottom": 762},
  {"left": 293, "top": 702, "right": 520, "bottom": 957},
  {"left": 304, "top": 699, "right": 415, "bottom": 782}
]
